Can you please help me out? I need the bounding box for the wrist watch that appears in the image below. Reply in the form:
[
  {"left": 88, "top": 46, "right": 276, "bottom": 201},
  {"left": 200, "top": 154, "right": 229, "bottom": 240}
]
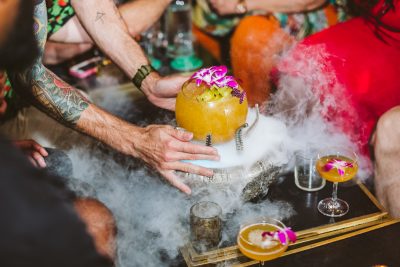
[
  {"left": 235, "top": 0, "right": 248, "bottom": 14},
  {"left": 131, "top": 65, "right": 155, "bottom": 92}
]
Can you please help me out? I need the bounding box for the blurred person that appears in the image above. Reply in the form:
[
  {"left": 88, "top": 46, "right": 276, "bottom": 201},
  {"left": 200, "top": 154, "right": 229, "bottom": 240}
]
[
  {"left": 193, "top": 0, "right": 346, "bottom": 106},
  {"left": 372, "top": 106, "right": 400, "bottom": 217},
  {"left": 1, "top": 71, "right": 49, "bottom": 168},
  {"left": 275, "top": 0, "right": 400, "bottom": 216},
  {"left": 0, "top": 138, "right": 113, "bottom": 267},
  {"left": 2, "top": 0, "right": 218, "bottom": 195},
  {"left": 0, "top": 0, "right": 48, "bottom": 168},
  {"left": 279, "top": 0, "right": 400, "bottom": 154},
  {"left": 0, "top": 0, "right": 114, "bottom": 265}
]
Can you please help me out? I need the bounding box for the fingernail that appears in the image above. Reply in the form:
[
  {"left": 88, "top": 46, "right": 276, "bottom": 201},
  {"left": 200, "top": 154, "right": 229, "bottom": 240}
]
[
  {"left": 185, "top": 132, "right": 193, "bottom": 140},
  {"left": 184, "top": 188, "right": 192, "bottom": 195}
]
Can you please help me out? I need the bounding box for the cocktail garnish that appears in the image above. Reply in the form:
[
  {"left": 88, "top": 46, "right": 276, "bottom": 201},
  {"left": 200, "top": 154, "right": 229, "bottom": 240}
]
[
  {"left": 191, "top": 66, "right": 246, "bottom": 103},
  {"left": 324, "top": 158, "right": 354, "bottom": 176},
  {"left": 262, "top": 227, "right": 297, "bottom": 246}
]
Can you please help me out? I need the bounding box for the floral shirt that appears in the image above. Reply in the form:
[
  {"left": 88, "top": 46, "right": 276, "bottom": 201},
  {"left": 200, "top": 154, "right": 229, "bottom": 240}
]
[
  {"left": 47, "top": 0, "right": 75, "bottom": 37},
  {"left": 193, "top": 0, "right": 348, "bottom": 38}
]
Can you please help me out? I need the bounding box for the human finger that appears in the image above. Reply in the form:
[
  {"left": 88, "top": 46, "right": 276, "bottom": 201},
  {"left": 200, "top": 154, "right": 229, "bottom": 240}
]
[
  {"left": 31, "top": 151, "right": 47, "bottom": 168},
  {"left": 31, "top": 142, "right": 48, "bottom": 157},
  {"left": 161, "top": 98, "right": 176, "bottom": 111},
  {"left": 167, "top": 126, "right": 193, "bottom": 142},
  {"left": 161, "top": 170, "right": 192, "bottom": 195},
  {"left": 164, "top": 151, "right": 220, "bottom": 162},
  {"left": 28, "top": 157, "right": 38, "bottom": 168},
  {"left": 166, "top": 161, "right": 214, "bottom": 177},
  {"left": 170, "top": 140, "right": 219, "bottom": 157}
]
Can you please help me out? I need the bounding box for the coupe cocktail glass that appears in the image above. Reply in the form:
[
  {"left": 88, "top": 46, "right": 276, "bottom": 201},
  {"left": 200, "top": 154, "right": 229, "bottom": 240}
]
[
  {"left": 237, "top": 218, "right": 289, "bottom": 266},
  {"left": 316, "top": 147, "right": 358, "bottom": 217}
]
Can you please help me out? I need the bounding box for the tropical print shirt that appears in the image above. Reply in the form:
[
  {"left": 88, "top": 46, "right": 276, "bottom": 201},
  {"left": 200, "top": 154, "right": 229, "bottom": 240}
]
[{"left": 193, "top": 0, "right": 349, "bottom": 38}]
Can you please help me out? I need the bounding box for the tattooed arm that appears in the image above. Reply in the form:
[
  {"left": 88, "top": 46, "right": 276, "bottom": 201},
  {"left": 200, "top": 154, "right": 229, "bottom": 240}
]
[{"left": 8, "top": 0, "right": 218, "bottom": 194}]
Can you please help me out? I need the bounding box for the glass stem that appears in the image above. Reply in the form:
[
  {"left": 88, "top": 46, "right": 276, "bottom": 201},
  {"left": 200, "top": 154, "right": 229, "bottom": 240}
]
[{"left": 332, "top": 182, "right": 338, "bottom": 202}]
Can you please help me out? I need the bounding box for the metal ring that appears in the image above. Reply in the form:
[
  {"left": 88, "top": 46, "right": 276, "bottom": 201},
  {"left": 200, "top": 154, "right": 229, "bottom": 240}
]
[{"left": 174, "top": 126, "right": 185, "bottom": 131}]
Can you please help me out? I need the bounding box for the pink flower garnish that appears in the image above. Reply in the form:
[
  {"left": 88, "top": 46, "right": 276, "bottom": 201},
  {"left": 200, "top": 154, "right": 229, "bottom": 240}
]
[
  {"left": 261, "top": 227, "right": 297, "bottom": 246},
  {"left": 191, "top": 66, "right": 246, "bottom": 103},
  {"left": 324, "top": 158, "right": 354, "bottom": 176}
]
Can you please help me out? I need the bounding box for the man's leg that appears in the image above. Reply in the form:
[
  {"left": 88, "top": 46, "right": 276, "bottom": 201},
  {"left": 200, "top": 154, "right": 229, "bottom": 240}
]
[
  {"left": 373, "top": 106, "right": 400, "bottom": 217},
  {"left": 74, "top": 198, "right": 117, "bottom": 260}
]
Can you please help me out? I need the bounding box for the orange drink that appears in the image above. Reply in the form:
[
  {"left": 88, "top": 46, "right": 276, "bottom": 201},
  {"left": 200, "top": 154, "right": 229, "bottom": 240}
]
[
  {"left": 237, "top": 223, "right": 288, "bottom": 262},
  {"left": 237, "top": 218, "right": 296, "bottom": 265},
  {"left": 316, "top": 155, "right": 358, "bottom": 183},
  {"left": 175, "top": 66, "right": 248, "bottom": 143},
  {"left": 316, "top": 148, "right": 359, "bottom": 217}
]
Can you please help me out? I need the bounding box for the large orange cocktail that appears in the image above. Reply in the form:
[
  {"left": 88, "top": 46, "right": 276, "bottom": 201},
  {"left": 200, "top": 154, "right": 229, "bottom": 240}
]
[{"left": 175, "top": 66, "right": 248, "bottom": 143}]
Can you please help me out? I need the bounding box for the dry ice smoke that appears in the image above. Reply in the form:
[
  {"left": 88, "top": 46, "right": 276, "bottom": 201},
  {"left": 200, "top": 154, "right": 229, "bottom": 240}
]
[
  {"left": 266, "top": 43, "right": 372, "bottom": 179},
  {"left": 60, "top": 85, "right": 295, "bottom": 267},
  {"left": 66, "top": 45, "right": 376, "bottom": 266}
]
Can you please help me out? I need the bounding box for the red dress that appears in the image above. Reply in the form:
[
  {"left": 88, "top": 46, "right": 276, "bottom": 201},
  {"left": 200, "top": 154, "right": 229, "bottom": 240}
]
[{"left": 279, "top": 0, "right": 400, "bottom": 154}]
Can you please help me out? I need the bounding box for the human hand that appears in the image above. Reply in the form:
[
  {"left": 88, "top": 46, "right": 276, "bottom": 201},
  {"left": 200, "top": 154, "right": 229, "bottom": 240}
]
[
  {"left": 144, "top": 73, "right": 188, "bottom": 111},
  {"left": 209, "top": 0, "right": 240, "bottom": 15},
  {"left": 13, "top": 140, "right": 49, "bottom": 168},
  {"left": 0, "top": 71, "right": 8, "bottom": 115},
  {"left": 133, "top": 125, "right": 220, "bottom": 194}
]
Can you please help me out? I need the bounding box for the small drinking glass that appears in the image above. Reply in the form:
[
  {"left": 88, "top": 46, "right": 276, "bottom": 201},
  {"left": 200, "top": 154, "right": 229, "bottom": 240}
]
[
  {"left": 316, "top": 147, "right": 359, "bottom": 217},
  {"left": 294, "top": 150, "right": 326, "bottom": 192},
  {"left": 190, "top": 201, "right": 222, "bottom": 252}
]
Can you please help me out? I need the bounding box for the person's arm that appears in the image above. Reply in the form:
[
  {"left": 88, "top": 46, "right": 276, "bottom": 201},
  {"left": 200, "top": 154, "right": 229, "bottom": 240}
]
[
  {"left": 209, "top": 0, "right": 327, "bottom": 15},
  {"left": 68, "top": 0, "right": 184, "bottom": 111},
  {"left": 9, "top": 1, "right": 219, "bottom": 194},
  {"left": 118, "top": 0, "right": 172, "bottom": 37}
]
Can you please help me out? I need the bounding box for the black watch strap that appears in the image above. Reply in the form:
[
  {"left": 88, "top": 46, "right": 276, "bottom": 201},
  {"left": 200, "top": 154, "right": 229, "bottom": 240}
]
[{"left": 132, "top": 65, "right": 155, "bottom": 91}]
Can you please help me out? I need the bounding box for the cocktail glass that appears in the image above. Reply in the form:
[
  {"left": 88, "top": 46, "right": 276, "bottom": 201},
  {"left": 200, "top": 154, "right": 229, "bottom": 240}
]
[
  {"left": 237, "top": 217, "right": 289, "bottom": 266},
  {"left": 316, "top": 147, "right": 359, "bottom": 217}
]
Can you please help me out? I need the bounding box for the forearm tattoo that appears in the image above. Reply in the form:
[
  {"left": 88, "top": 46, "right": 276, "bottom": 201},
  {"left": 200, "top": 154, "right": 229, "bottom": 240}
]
[
  {"left": 9, "top": 0, "right": 89, "bottom": 126},
  {"left": 32, "top": 67, "right": 89, "bottom": 125},
  {"left": 95, "top": 11, "right": 106, "bottom": 23}
]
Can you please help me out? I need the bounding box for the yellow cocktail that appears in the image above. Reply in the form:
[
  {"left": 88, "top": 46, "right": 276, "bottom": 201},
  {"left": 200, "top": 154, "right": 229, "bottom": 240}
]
[
  {"left": 316, "top": 155, "right": 358, "bottom": 183},
  {"left": 316, "top": 148, "right": 359, "bottom": 217},
  {"left": 237, "top": 218, "right": 295, "bottom": 265},
  {"left": 237, "top": 223, "right": 287, "bottom": 262},
  {"left": 175, "top": 66, "right": 248, "bottom": 144}
]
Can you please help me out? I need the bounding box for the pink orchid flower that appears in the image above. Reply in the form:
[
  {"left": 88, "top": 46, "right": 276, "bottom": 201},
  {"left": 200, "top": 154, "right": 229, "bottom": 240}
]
[
  {"left": 262, "top": 227, "right": 297, "bottom": 246},
  {"left": 324, "top": 158, "right": 354, "bottom": 176},
  {"left": 191, "top": 66, "right": 246, "bottom": 103}
]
